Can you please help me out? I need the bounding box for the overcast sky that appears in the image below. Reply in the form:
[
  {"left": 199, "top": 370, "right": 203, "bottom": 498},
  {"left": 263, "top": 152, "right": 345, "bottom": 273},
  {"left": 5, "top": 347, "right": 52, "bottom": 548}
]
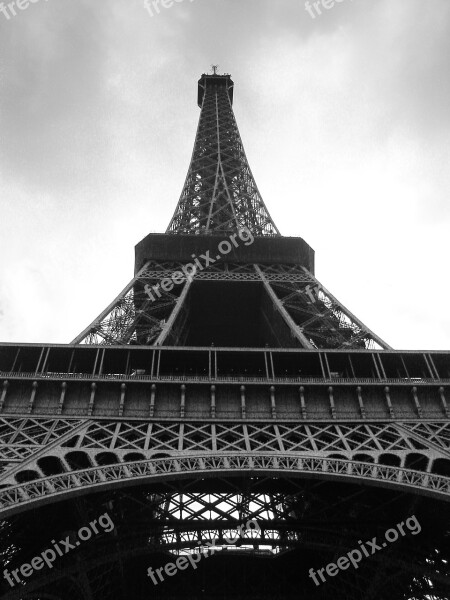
[{"left": 0, "top": 0, "right": 449, "bottom": 350}]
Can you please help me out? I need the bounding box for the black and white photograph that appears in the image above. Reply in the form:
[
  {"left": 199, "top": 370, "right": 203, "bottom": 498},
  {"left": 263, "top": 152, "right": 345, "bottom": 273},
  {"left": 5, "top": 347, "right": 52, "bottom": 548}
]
[{"left": 0, "top": 0, "right": 449, "bottom": 598}]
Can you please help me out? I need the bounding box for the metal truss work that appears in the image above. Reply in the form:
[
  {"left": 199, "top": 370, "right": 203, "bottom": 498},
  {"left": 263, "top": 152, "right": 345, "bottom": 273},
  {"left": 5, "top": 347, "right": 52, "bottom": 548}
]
[
  {"left": 1, "top": 453, "right": 450, "bottom": 519},
  {"left": 1, "top": 345, "right": 448, "bottom": 598},
  {"left": 166, "top": 74, "right": 279, "bottom": 236},
  {"left": 72, "top": 261, "right": 192, "bottom": 346},
  {"left": 401, "top": 422, "right": 450, "bottom": 450},
  {"left": 256, "top": 265, "right": 391, "bottom": 350},
  {"left": 0, "top": 417, "right": 85, "bottom": 462},
  {"left": 0, "top": 449, "right": 449, "bottom": 600},
  {"left": 73, "top": 262, "right": 390, "bottom": 349},
  {"left": 3, "top": 72, "right": 450, "bottom": 600},
  {"left": 1, "top": 475, "right": 446, "bottom": 600},
  {"left": 71, "top": 71, "right": 390, "bottom": 351},
  {"left": 1, "top": 411, "right": 450, "bottom": 505},
  {"left": 59, "top": 419, "right": 450, "bottom": 460},
  {"left": 0, "top": 413, "right": 449, "bottom": 600}
]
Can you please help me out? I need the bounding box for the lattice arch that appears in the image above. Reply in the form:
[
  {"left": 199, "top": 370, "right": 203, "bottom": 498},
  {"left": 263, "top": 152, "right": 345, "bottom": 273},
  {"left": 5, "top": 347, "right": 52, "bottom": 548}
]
[{"left": 1, "top": 454, "right": 450, "bottom": 520}]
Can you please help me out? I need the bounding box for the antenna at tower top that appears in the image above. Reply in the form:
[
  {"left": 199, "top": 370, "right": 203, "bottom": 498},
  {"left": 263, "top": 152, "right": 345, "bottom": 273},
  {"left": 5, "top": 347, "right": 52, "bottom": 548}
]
[{"left": 211, "top": 65, "right": 219, "bottom": 75}]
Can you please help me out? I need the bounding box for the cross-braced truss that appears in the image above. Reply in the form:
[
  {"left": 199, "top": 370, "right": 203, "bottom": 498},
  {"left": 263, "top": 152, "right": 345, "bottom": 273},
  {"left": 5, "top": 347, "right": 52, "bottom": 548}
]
[
  {"left": 1, "top": 473, "right": 448, "bottom": 600},
  {"left": 72, "top": 72, "right": 390, "bottom": 351},
  {"left": 0, "top": 405, "right": 449, "bottom": 600},
  {"left": 72, "top": 262, "right": 191, "bottom": 345},
  {"left": 1, "top": 417, "right": 448, "bottom": 479},
  {"left": 73, "top": 262, "right": 390, "bottom": 349},
  {"left": 166, "top": 74, "right": 279, "bottom": 236}
]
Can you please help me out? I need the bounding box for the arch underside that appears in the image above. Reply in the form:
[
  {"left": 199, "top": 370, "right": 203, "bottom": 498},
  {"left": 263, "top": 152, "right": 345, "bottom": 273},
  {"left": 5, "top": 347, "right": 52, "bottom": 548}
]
[
  {"left": 1, "top": 453, "right": 450, "bottom": 518},
  {"left": 0, "top": 455, "right": 450, "bottom": 600},
  {"left": 1, "top": 416, "right": 450, "bottom": 598}
]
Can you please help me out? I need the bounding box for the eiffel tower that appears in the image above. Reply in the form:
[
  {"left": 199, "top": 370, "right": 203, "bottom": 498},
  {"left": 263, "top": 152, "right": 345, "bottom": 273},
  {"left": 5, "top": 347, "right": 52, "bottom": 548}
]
[{"left": 0, "top": 70, "right": 449, "bottom": 600}]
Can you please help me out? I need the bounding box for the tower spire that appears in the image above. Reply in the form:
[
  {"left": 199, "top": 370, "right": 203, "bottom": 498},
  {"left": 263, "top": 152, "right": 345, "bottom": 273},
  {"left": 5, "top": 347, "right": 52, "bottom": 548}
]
[{"left": 166, "top": 72, "right": 280, "bottom": 236}]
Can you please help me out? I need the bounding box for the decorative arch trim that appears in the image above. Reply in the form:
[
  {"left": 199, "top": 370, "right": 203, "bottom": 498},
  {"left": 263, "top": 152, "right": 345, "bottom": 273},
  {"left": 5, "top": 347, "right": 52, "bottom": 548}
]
[{"left": 1, "top": 453, "right": 449, "bottom": 519}]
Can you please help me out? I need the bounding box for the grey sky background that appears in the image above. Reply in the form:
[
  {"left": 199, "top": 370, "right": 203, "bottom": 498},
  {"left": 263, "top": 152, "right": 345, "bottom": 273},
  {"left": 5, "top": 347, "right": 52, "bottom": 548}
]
[{"left": 0, "top": 0, "right": 449, "bottom": 349}]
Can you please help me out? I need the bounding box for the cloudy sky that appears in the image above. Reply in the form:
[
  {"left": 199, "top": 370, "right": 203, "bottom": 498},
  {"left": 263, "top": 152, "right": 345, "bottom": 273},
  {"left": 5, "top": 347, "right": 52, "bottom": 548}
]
[{"left": 0, "top": 0, "right": 449, "bottom": 349}]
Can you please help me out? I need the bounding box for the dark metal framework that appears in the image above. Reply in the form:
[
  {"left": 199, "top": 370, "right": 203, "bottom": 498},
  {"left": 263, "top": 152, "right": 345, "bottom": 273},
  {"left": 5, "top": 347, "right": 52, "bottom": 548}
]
[
  {"left": 72, "top": 261, "right": 391, "bottom": 350},
  {"left": 0, "top": 344, "right": 450, "bottom": 597},
  {"left": 1, "top": 72, "right": 449, "bottom": 600},
  {"left": 167, "top": 74, "right": 279, "bottom": 236},
  {"left": 72, "top": 73, "right": 391, "bottom": 351}
]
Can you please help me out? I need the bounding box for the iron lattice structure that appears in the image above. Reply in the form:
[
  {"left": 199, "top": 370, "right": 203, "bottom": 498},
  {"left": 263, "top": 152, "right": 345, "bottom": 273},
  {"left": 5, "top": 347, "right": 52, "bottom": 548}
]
[
  {"left": 166, "top": 74, "right": 279, "bottom": 236},
  {"left": 72, "top": 261, "right": 392, "bottom": 349},
  {"left": 72, "top": 78, "right": 391, "bottom": 350},
  {"left": 0, "top": 72, "right": 449, "bottom": 600}
]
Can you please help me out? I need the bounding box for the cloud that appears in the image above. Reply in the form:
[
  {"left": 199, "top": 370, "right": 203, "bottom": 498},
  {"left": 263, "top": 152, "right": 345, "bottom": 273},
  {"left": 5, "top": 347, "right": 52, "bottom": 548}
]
[{"left": 0, "top": 0, "right": 449, "bottom": 348}]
